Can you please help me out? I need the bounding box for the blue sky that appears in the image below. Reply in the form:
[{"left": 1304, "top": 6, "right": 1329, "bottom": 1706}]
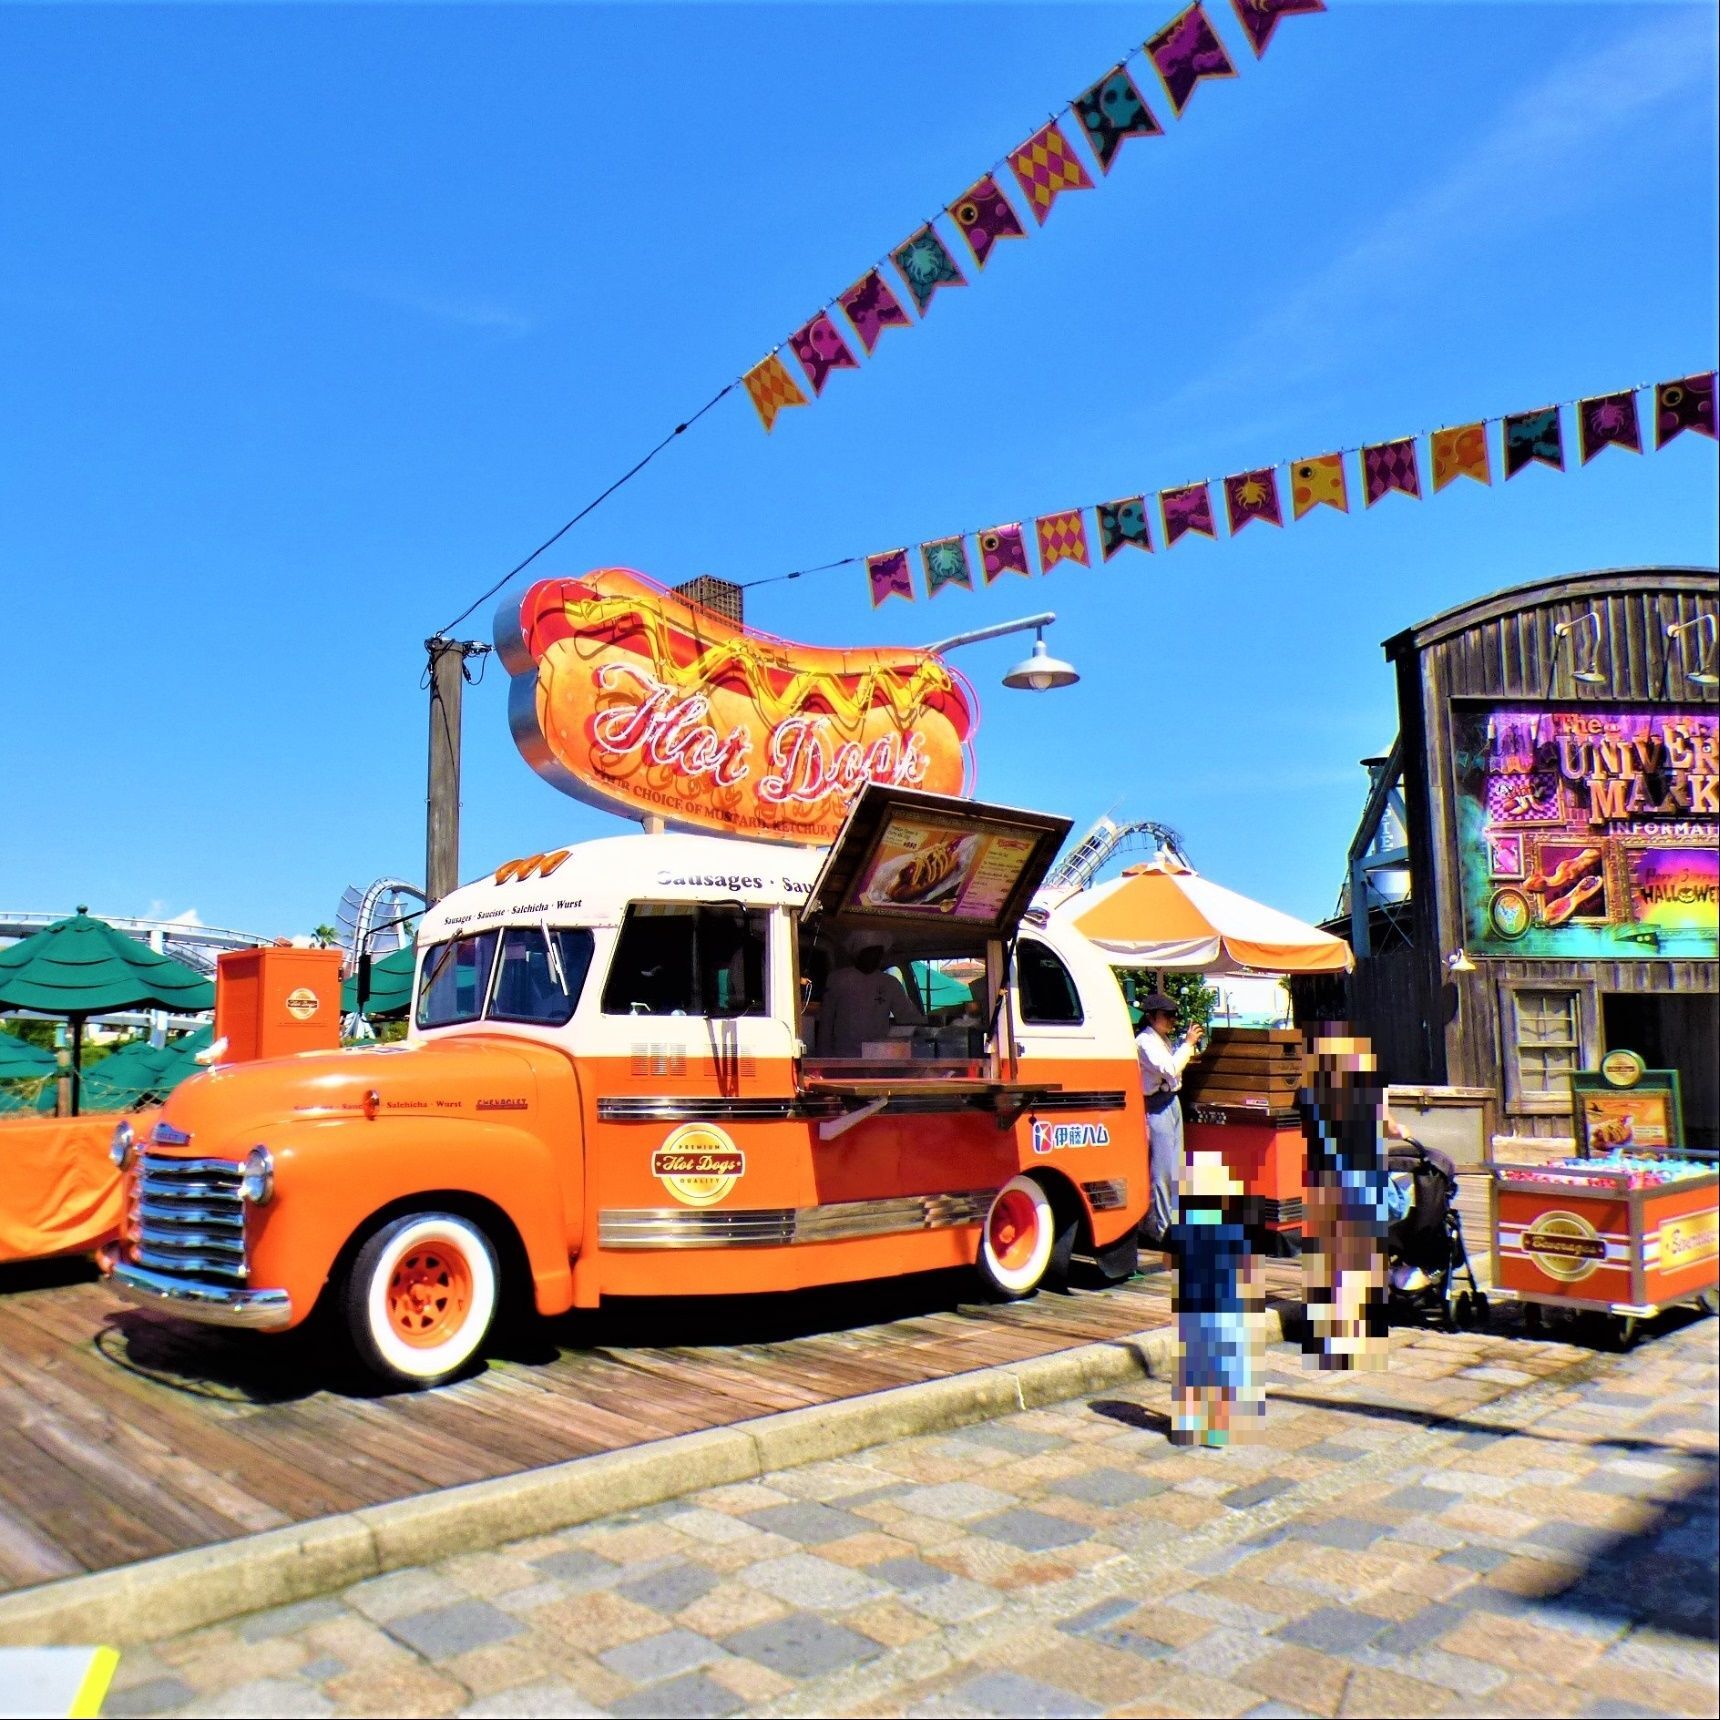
[{"left": 2, "top": 1, "right": 1715, "bottom": 938}]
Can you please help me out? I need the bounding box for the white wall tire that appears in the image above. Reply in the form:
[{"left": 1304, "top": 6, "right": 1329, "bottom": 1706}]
[
  {"left": 346, "top": 1213, "right": 498, "bottom": 1388},
  {"left": 977, "top": 1176, "right": 1055, "bottom": 1300}
]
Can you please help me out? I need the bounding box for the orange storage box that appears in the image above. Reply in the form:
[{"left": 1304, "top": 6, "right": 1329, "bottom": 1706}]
[{"left": 215, "top": 947, "right": 343, "bottom": 1063}]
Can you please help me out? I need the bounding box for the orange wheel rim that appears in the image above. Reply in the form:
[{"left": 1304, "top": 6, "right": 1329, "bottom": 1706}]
[
  {"left": 386, "top": 1243, "right": 473, "bottom": 1347},
  {"left": 989, "top": 1190, "right": 1040, "bottom": 1274}
]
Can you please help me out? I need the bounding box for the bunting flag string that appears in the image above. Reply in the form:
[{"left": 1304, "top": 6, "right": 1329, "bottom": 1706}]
[
  {"left": 732, "top": 369, "right": 1716, "bottom": 605},
  {"left": 741, "top": 0, "right": 1322, "bottom": 431}
]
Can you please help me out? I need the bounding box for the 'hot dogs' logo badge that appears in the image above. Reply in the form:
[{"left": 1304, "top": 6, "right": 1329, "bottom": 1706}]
[{"left": 652, "top": 1124, "right": 746, "bottom": 1207}]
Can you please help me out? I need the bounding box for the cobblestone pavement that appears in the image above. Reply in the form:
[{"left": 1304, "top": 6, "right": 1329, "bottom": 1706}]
[{"left": 104, "top": 1312, "right": 1718, "bottom": 1720}]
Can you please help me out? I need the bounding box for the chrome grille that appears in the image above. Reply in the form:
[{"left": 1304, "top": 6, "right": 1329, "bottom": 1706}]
[{"left": 132, "top": 1154, "right": 247, "bottom": 1284}]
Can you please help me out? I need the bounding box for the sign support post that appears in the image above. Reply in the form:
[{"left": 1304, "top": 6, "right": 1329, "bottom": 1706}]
[{"left": 425, "top": 636, "right": 490, "bottom": 905}]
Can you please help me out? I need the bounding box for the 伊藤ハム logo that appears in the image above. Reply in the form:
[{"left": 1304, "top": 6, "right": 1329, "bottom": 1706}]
[{"left": 1031, "top": 1121, "right": 1111, "bottom": 1154}]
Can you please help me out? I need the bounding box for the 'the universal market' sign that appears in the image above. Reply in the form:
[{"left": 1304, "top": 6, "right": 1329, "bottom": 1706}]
[{"left": 496, "top": 569, "right": 977, "bottom": 844}]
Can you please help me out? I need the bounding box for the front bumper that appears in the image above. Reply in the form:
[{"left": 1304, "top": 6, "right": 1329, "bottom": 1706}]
[{"left": 98, "top": 1247, "right": 294, "bottom": 1331}]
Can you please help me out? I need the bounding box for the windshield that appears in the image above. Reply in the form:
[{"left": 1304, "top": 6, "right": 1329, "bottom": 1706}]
[{"left": 415, "top": 927, "right": 594, "bottom": 1029}]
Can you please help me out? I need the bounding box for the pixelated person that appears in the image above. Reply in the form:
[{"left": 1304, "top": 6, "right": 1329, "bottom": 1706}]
[
  {"left": 1296, "top": 1024, "right": 1391, "bottom": 1370},
  {"left": 1169, "top": 1151, "right": 1267, "bottom": 1447}
]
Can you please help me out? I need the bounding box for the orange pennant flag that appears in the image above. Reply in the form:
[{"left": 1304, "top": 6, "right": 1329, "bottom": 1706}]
[
  {"left": 1289, "top": 452, "right": 1348, "bottom": 519},
  {"left": 1431, "top": 422, "right": 1491, "bottom": 492},
  {"left": 744, "top": 353, "right": 809, "bottom": 433}
]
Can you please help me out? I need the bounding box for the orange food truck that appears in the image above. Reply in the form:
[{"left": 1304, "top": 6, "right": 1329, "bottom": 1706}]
[{"left": 101, "top": 785, "right": 1151, "bottom": 1387}]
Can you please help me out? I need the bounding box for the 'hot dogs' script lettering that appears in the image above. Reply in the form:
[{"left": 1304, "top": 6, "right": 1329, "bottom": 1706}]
[{"left": 496, "top": 568, "right": 975, "bottom": 844}]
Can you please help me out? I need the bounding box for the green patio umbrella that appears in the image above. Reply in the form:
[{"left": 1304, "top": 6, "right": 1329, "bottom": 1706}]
[
  {"left": 0, "top": 1029, "right": 58, "bottom": 1114},
  {"left": 340, "top": 942, "right": 416, "bottom": 1020},
  {"left": 0, "top": 908, "right": 215, "bottom": 1116}
]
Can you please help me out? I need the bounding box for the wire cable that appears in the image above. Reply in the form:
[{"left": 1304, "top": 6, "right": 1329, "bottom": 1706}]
[{"left": 435, "top": 382, "right": 734, "bottom": 637}]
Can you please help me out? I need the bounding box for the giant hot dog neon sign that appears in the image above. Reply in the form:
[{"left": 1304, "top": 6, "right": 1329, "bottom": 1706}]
[{"left": 496, "top": 569, "right": 977, "bottom": 844}]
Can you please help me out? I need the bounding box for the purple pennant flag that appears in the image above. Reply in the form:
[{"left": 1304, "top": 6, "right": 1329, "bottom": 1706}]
[
  {"left": 838, "top": 270, "right": 911, "bottom": 354},
  {"left": 1161, "top": 482, "right": 1217, "bottom": 546},
  {"left": 978, "top": 523, "right": 1031, "bottom": 583},
  {"left": 1655, "top": 372, "right": 1716, "bottom": 447},
  {"left": 1362, "top": 439, "right": 1421, "bottom": 505},
  {"left": 1223, "top": 468, "right": 1283, "bottom": 532},
  {"left": 1578, "top": 392, "right": 1641, "bottom": 464},
  {"left": 790, "top": 312, "right": 858, "bottom": 397},
  {"left": 950, "top": 175, "right": 1026, "bottom": 268},
  {"left": 1229, "top": 0, "right": 1326, "bottom": 58},
  {"left": 1503, "top": 406, "right": 1564, "bottom": 479},
  {"left": 1146, "top": 3, "right": 1237, "bottom": 118},
  {"left": 867, "top": 548, "right": 913, "bottom": 608}
]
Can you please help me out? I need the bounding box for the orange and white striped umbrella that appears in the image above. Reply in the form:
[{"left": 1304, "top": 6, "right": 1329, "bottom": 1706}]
[{"left": 1060, "top": 860, "right": 1353, "bottom": 975}]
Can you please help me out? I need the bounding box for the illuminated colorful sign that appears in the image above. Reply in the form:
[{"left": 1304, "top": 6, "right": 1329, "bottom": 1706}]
[
  {"left": 854, "top": 814, "right": 1041, "bottom": 922},
  {"left": 496, "top": 569, "right": 977, "bottom": 844},
  {"left": 1452, "top": 704, "right": 1718, "bottom": 959}
]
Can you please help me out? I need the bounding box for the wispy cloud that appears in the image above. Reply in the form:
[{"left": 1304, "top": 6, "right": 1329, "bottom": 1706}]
[
  {"left": 1162, "top": 8, "right": 1716, "bottom": 412},
  {"left": 334, "top": 272, "right": 537, "bottom": 338}
]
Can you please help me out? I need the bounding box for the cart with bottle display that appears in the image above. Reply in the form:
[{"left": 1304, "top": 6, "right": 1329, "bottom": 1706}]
[{"left": 1488, "top": 1060, "right": 1720, "bottom": 1347}]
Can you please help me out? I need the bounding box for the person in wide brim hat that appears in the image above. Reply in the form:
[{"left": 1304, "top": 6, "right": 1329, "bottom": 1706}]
[{"left": 1134, "top": 992, "right": 1206, "bottom": 1251}]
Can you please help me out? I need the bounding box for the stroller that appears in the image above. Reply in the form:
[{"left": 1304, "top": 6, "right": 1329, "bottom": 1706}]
[{"left": 1384, "top": 1139, "right": 1489, "bottom": 1330}]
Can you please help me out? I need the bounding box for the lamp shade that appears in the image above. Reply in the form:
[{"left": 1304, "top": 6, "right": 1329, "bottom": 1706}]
[{"left": 1002, "top": 638, "right": 1079, "bottom": 691}]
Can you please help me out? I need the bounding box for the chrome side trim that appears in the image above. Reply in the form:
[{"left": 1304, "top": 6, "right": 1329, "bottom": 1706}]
[
  {"left": 1080, "top": 1178, "right": 1129, "bottom": 1213},
  {"left": 599, "top": 1187, "right": 995, "bottom": 1250},
  {"left": 1029, "top": 1091, "right": 1130, "bottom": 1113},
  {"left": 596, "top": 1091, "right": 1128, "bottom": 1124},
  {"left": 107, "top": 1260, "right": 293, "bottom": 1330},
  {"left": 598, "top": 1096, "right": 837, "bottom": 1123}
]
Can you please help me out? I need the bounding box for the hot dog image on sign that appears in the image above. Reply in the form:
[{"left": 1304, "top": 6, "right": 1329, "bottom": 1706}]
[{"left": 496, "top": 569, "right": 977, "bottom": 845}]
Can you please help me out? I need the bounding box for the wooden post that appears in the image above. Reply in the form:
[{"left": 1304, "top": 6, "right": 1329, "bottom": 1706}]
[{"left": 425, "top": 638, "right": 470, "bottom": 906}]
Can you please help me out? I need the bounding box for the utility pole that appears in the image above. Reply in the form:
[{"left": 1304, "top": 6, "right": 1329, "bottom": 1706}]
[{"left": 424, "top": 637, "right": 490, "bottom": 906}]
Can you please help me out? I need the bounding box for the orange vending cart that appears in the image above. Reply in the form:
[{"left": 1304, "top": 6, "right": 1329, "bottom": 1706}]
[{"left": 1491, "top": 1159, "right": 1720, "bottom": 1344}]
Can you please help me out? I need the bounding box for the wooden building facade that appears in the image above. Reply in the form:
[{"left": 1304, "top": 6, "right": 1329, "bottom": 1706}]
[{"left": 1330, "top": 567, "right": 1719, "bottom": 1151}]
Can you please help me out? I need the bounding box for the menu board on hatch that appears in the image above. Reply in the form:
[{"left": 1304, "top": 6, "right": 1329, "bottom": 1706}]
[{"left": 854, "top": 816, "right": 1041, "bottom": 923}]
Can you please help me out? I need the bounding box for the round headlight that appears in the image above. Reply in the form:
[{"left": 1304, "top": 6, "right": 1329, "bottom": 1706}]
[
  {"left": 240, "top": 1145, "right": 275, "bottom": 1205},
  {"left": 110, "top": 1121, "right": 135, "bottom": 1169}
]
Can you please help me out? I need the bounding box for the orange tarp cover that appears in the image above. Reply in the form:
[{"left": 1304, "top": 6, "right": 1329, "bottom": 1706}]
[{"left": 0, "top": 1110, "right": 151, "bottom": 1264}]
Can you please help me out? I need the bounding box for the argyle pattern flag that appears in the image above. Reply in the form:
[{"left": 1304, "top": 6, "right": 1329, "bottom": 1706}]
[
  {"left": 1075, "top": 65, "right": 1163, "bottom": 174},
  {"left": 1430, "top": 423, "right": 1491, "bottom": 492},
  {"left": 1578, "top": 392, "right": 1641, "bottom": 464},
  {"left": 1229, "top": 0, "right": 1326, "bottom": 58},
  {"left": 744, "top": 353, "right": 808, "bottom": 433},
  {"left": 1008, "top": 121, "right": 1094, "bottom": 226},
  {"left": 1098, "top": 495, "right": 1153, "bottom": 558},
  {"left": 838, "top": 270, "right": 911, "bottom": 353},
  {"left": 1224, "top": 467, "right": 1282, "bottom": 532},
  {"left": 921, "top": 536, "right": 974, "bottom": 597},
  {"left": 1036, "top": 510, "right": 1091, "bottom": 572},
  {"left": 1161, "top": 482, "right": 1217, "bottom": 546},
  {"left": 1655, "top": 372, "right": 1716, "bottom": 447},
  {"left": 1289, "top": 452, "right": 1348, "bottom": 519},
  {"left": 979, "top": 523, "right": 1031, "bottom": 583},
  {"left": 867, "top": 549, "right": 913, "bottom": 608},
  {"left": 1147, "top": 3, "right": 1237, "bottom": 117},
  {"left": 1503, "top": 406, "right": 1564, "bottom": 479},
  {"left": 951, "top": 174, "right": 1027, "bottom": 268},
  {"left": 790, "top": 312, "right": 858, "bottom": 397},
  {"left": 1362, "top": 439, "right": 1421, "bottom": 506},
  {"left": 891, "top": 226, "right": 966, "bottom": 315}
]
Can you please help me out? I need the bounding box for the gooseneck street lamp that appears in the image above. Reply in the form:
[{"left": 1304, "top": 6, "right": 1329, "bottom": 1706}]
[{"left": 919, "top": 612, "right": 1081, "bottom": 691}]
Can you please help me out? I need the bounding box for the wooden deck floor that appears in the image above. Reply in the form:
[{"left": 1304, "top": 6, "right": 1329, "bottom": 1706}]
[{"left": 0, "top": 1256, "right": 1302, "bottom": 1597}]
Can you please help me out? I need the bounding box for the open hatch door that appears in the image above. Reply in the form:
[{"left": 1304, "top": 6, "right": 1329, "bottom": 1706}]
[{"left": 807, "top": 785, "right": 1072, "bottom": 940}]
